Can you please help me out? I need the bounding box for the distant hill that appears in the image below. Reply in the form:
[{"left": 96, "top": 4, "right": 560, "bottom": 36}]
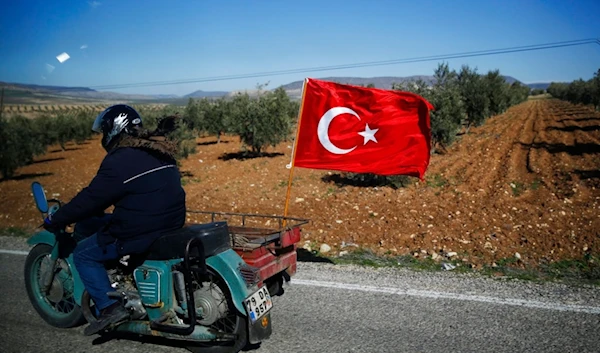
[
  {"left": 278, "top": 75, "right": 523, "bottom": 91},
  {"left": 275, "top": 75, "right": 546, "bottom": 100},
  {"left": 526, "top": 82, "right": 552, "bottom": 90},
  {"left": 149, "top": 94, "right": 181, "bottom": 99},
  {"left": 279, "top": 76, "right": 433, "bottom": 90},
  {"left": 3, "top": 82, "right": 95, "bottom": 93},
  {"left": 184, "top": 89, "right": 229, "bottom": 98},
  {"left": 1, "top": 75, "right": 552, "bottom": 105},
  {"left": 0, "top": 81, "right": 226, "bottom": 104},
  {"left": 0, "top": 81, "right": 173, "bottom": 104}
]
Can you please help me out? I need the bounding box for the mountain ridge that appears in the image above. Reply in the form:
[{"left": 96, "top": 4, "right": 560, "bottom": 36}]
[
  {"left": 1, "top": 76, "right": 553, "bottom": 104},
  {"left": 277, "top": 75, "right": 523, "bottom": 91}
]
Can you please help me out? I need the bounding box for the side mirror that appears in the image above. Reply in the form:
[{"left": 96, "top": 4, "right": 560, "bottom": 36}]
[{"left": 31, "top": 182, "right": 49, "bottom": 214}]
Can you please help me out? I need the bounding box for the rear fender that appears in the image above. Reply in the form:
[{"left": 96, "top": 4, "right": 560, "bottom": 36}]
[
  {"left": 26, "top": 230, "right": 85, "bottom": 306},
  {"left": 206, "top": 249, "right": 254, "bottom": 315}
]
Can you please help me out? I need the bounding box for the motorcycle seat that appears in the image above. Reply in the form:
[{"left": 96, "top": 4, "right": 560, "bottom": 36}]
[{"left": 144, "top": 221, "right": 232, "bottom": 261}]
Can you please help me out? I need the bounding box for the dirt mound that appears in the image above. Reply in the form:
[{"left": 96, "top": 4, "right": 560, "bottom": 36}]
[{"left": 1, "top": 99, "right": 598, "bottom": 268}]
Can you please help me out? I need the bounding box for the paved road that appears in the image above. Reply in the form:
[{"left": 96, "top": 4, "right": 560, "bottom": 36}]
[{"left": 1, "top": 245, "right": 599, "bottom": 353}]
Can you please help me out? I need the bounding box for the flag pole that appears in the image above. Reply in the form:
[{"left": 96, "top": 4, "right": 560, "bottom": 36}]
[{"left": 282, "top": 78, "right": 309, "bottom": 226}]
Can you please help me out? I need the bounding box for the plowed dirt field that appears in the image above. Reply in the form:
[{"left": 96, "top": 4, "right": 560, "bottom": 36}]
[{"left": 1, "top": 98, "right": 599, "bottom": 268}]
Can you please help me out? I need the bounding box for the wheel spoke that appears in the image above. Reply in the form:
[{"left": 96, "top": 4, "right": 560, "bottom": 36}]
[
  {"left": 33, "top": 254, "right": 77, "bottom": 316},
  {"left": 191, "top": 271, "right": 240, "bottom": 335}
]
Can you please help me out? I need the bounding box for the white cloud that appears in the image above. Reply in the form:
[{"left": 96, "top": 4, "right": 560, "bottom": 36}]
[
  {"left": 88, "top": 1, "right": 101, "bottom": 8},
  {"left": 80, "top": 44, "right": 88, "bottom": 50},
  {"left": 45, "top": 63, "right": 55, "bottom": 74}
]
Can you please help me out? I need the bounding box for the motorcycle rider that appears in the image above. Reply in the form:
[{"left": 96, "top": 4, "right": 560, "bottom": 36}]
[{"left": 43, "top": 105, "right": 186, "bottom": 336}]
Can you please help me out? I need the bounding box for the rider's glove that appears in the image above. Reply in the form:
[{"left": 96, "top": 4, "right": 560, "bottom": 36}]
[{"left": 43, "top": 215, "right": 62, "bottom": 233}]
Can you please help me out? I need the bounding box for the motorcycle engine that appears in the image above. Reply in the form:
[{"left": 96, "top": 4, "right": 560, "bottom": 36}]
[
  {"left": 107, "top": 261, "right": 147, "bottom": 320},
  {"left": 193, "top": 281, "right": 228, "bottom": 326}
]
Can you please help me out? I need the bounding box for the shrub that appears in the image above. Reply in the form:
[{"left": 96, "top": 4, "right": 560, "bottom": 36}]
[
  {"left": 458, "top": 65, "right": 489, "bottom": 128},
  {"left": 228, "top": 86, "right": 295, "bottom": 154},
  {"left": 548, "top": 68, "right": 599, "bottom": 110}
]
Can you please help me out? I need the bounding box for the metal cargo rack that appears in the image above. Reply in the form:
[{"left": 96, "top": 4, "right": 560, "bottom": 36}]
[{"left": 186, "top": 210, "right": 309, "bottom": 249}]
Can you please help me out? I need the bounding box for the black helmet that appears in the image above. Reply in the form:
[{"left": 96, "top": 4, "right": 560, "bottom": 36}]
[{"left": 92, "top": 104, "right": 143, "bottom": 151}]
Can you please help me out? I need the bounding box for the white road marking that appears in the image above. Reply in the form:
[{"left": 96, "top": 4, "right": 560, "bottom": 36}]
[
  {"left": 0, "top": 249, "right": 29, "bottom": 256},
  {"left": 292, "top": 279, "right": 600, "bottom": 314},
  {"left": 2, "top": 248, "right": 599, "bottom": 314}
]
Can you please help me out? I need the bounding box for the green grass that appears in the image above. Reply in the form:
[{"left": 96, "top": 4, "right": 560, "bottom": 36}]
[
  {"left": 326, "top": 248, "right": 600, "bottom": 286},
  {"left": 539, "top": 254, "right": 600, "bottom": 284},
  {"left": 181, "top": 177, "right": 201, "bottom": 186},
  {"left": 509, "top": 179, "right": 543, "bottom": 196},
  {"left": 333, "top": 248, "right": 399, "bottom": 267},
  {"left": 509, "top": 181, "right": 526, "bottom": 196},
  {"left": 530, "top": 178, "right": 542, "bottom": 191},
  {"left": 332, "top": 248, "right": 461, "bottom": 272},
  {"left": 0, "top": 227, "right": 31, "bottom": 238},
  {"left": 426, "top": 173, "right": 449, "bottom": 188},
  {"left": 479, "top": 256, "right": 600, "bottom": 285}
]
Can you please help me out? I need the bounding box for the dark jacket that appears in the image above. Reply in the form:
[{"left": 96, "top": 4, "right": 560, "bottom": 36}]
[{"left": 51, "top": 135, "right": 186, "bottom": 255}]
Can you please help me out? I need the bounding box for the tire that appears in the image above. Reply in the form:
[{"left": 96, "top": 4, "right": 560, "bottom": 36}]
[
  {"left": 186, "top": 269, "right": 248, "bottom": 353},
  {"left": 24, "top": 244, "right": 85, "bottom": 328},
  {"left": 81, "top": 290, "right": 98, "bottom": 324},
  {"left": 186, "top": 315, "right": 248, "bottom": 353}
]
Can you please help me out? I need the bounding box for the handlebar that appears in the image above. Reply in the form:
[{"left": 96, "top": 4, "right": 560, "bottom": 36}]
[{"left": 47, "top": 198, "right": 63, "bottom": 208}]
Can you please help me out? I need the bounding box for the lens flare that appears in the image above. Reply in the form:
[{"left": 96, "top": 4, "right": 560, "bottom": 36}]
[{"left": 56, "top": 52, "right": 70, "bottom": 63}]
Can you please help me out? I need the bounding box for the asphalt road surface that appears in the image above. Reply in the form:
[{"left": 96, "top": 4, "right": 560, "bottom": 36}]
[{"left": 1, "top": 243, "right": 599, "bottom": 353}]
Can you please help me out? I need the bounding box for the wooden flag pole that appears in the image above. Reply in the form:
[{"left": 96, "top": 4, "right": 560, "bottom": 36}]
[{"left": 282, "top": 78, "right": 309, "bottom": 226}]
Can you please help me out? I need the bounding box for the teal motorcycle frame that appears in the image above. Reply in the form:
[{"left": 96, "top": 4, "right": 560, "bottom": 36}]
[{"left": 25, "top": 182, "right": 273, "bottom": 353}]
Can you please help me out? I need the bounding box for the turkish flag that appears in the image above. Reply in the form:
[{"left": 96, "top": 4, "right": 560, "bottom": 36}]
[{"left": 293, "top": 78, "right": 433, "bottom": 179}]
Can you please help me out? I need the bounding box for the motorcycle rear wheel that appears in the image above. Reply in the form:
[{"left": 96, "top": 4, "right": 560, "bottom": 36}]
[
  {"left": 185, "top": 269, "right": 248, "bottom": 353},
  {"left": 24, "top": 244, "right": 85, "bottom": 328}
]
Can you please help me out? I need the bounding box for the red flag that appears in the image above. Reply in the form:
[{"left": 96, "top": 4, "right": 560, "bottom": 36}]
[{"left": 293, "top": 78, "right": 433, "bottom": 179}]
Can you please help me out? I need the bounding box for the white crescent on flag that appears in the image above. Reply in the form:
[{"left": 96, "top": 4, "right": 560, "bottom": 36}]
[
  {"left": 317, "top": 107, "right": 360, "bottom": 155},
  {"left": 317, "top": 107, "right": 379, "bottom": 155}
]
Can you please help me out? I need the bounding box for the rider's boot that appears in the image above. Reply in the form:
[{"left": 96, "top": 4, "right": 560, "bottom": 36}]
[{"left": 84, "top": 301, "right": 129, "bottom": 336}]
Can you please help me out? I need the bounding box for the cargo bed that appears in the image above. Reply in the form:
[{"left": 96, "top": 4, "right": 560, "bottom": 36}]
[{"left": 187, "top": 210, "right": 309, "bottom": 295}]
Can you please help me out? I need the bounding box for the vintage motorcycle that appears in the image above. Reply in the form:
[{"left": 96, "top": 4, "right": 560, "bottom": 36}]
[{"left": 24, "top": 181, "right": 274, "bottom": 353}]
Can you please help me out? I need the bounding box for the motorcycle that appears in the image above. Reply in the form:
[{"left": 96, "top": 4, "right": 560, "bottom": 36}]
[{"left": 24, "top": 181, "right": 273, "bottom": 353}]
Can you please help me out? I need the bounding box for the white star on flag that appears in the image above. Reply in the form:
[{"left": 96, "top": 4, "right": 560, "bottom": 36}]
[{"left": 358, "top": 124, "right": 379, "bottom": 145}]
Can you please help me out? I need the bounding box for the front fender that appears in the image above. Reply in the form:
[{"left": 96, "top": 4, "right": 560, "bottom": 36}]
[
  {"left": 26, "top": 230, "right": 85, "bottom": 306},
  {"left": 206, "top": 249, "right": 254, "bottom": 315},
  {"left": 26, "top": 230, "right": 56, "bottom": 247}
]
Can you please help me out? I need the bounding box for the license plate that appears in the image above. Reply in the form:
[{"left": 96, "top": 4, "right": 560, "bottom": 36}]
[{"left": 244, "top": 286, "right": 272, "bottom": 323}]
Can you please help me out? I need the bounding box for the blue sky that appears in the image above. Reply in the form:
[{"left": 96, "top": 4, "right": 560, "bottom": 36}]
[{"left": 1, "top": 0, "right": 599, "bottom": 96}]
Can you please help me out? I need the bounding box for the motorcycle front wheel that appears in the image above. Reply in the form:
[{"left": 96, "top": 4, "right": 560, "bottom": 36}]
[{"left": 24, "top": 243, "right": 85, "bottom": 328}]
